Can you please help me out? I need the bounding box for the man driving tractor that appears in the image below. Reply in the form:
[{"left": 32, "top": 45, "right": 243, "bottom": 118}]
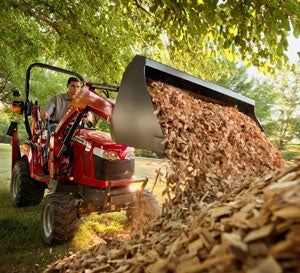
[
  {"left": 41, "top": 77, "right": 82, "bottom": 124},
  {"left": 40, "top": 77, "right": 92, "bottom": 168}
]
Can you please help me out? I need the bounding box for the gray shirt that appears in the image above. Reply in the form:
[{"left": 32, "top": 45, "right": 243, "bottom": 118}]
[{"left": 44, "top": 93, "right": 71, "bottom": 123}]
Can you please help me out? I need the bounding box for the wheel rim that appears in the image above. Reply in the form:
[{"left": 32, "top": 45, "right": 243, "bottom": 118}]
[
  {"left": 43, "top": 203, "right": 54, "bottom": 238},
  {"left": 11, "top": 172, "right": 19, "bottom": 199}
]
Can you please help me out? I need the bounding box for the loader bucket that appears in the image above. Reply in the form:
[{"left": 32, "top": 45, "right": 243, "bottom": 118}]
[{"left": 111, "top": 55, "right": 262, "bottom": 155}]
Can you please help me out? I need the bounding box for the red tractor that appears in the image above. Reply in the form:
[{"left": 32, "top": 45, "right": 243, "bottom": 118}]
[
  {"left": 7, "top": 61, "right": 160, "bottom": 245},
  {"left": 8, "top": 55, "right": 261, "bottom": 245}
]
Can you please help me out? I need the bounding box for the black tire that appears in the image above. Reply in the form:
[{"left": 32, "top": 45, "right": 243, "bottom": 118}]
[
  {"left": 10, "top": 161, "right": 45, "bottom": 207},
  {"left": 126, "top": 189, "right": 161, "bottom": 228},
  {"left": 41, "top": 193, "right": 78, "bottom": 245}
]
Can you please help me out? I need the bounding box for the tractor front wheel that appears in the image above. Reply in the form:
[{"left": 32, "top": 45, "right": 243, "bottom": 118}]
[
  {"left": 11, "top": 161, "right": 45, "bottom": 207},
  {"left": 41, "top": 193, "right": 78, "bottom": 245}
]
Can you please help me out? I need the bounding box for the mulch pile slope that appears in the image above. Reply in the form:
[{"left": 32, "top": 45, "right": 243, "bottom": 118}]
[{"left": 44, "top": 81, "right": 300, "bottom": 273}]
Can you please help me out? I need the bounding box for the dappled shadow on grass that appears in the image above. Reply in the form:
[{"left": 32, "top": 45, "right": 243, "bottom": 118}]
[
  {"left": 0, "top": 209, "right": 42, "bottom": 249},
  {"left": 0, "top": 145, "right": 71, "bottom": 272},
  {"left": 0, "top": 188, "right": 72, "bottom": 273}
]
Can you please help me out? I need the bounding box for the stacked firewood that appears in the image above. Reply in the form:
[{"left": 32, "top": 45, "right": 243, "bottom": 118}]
[{"left": 44, "top": 81, "right": 299, "bottom": 273}]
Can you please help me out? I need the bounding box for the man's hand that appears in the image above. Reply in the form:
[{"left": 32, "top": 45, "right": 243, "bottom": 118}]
[
  {"left": 82, "top": 112, "right": 94, "bottom": 127},
  {"left": 40, "top": 108, "right": 50, "bottom": 123}
]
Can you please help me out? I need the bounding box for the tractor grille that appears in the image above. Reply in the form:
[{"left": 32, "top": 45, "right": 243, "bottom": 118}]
[{"left": 93, "top": 156, "right": 134, "bottom": 180}]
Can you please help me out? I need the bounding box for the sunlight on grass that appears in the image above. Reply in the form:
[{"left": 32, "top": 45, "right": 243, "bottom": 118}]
[
  {"left": 72, "top": 212, "right": 128, "bottom": 249},
  {"left": 283, "top": 144, "right": 300, "bottom": 163}
]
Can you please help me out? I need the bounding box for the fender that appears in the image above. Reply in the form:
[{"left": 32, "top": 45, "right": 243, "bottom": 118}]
[{"left": 7, "top": 121, "right": 21, "bottom": 172}]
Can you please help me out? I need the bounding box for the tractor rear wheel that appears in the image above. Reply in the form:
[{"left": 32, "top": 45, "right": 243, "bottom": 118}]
[
  {"left": 41, "top": 193, "right": 78, "bottom": 245},
  {"left": 11, "top": 161, "right": 45, "bottom": 207},
  {"left": 126, "top": 189, "right": 161, "bottom": 228}
]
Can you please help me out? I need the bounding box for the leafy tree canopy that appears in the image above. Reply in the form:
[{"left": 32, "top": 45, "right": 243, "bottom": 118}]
[
  {"left": 144, "top": 0, "right": 300, "bottom": 72},
  {"left": 1, "top": 0, "right": 299, "bottom": 79}
]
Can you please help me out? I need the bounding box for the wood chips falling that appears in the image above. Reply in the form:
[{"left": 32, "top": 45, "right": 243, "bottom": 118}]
[
  {"left": 148, "top": 80, "right": 285, "bottom": 205},
  {"left": 44, "top": 81, "right": 300, "bottom": 273}
]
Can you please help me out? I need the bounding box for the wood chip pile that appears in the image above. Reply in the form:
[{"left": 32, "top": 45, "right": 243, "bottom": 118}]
[
  {"left": 44, "top": 157, "right": 300, "bottom": 273},
  {"left": 44, "top": 80, "right": 299, "bottom": 273}
]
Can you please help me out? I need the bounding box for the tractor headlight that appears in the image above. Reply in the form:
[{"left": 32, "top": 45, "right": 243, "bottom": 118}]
[
  {"left": 124, "top": 151, "right": 135, "bottom": 160},
  {"left": 93, "top": 147, "right": 135, "bottom": 161},
  {"left": 102, "top": 150, "right": 119, "bottom": 160}
]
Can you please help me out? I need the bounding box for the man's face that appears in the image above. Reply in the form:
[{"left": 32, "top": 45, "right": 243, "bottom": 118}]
[{"left": 67, "top": 81, "right": 81, "bottom": 99}]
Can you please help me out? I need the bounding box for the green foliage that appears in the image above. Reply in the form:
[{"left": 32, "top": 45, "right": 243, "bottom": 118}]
[
  {"left": 282, "top": 144, "right": 300, "bottom": 163},
  {"left": 265, "top": 66, "right": 300, "bottom": 150},
  {"left": 0, "top": 0, "right": 166, "bottom": 84},
  {"left": 0, "top": 144, "right": 11, "bottom": 180},
  {"left": 1, "top": 0, "right": 299, "bottom": 84},
  {"left": 94, "top": 118, "right": 111, "bottom": 132},
  {"left": 135, "top": 149, "right": 160, "bottom": 158},
  {"left": 217, "top": 63, "right": 277, "bottom": 123},
  {"left": 145, "top": 0, "right": 300, "bottom": 72},
  {"left": 0, "top": 109, "right": 11, "bottom": 143},
  {"left": 0, "top": 50, "right": 27, "bottom": 104},
  {"left": 0, "top": 0, "right": 299, "bottom": 93},
  {"left": 0, "top": 105, "right": 30, "bottom": 143}
]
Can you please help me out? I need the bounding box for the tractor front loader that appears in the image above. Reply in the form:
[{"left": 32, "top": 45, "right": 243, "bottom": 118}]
[{"left": 111, "top": 55, "right": 262, "bottom": 155}]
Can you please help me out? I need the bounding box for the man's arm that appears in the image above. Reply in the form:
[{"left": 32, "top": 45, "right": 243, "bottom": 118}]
[{"left": 40, "top": 95, "right": 57, "bottom": 122}]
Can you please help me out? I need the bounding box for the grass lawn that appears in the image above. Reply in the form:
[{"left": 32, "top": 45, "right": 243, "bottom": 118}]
[
  {"left": 283, "top": 144, "right": 300, "bottom": 163},
  {"left": 0, "top": 143, "right": 166, "bottom": 272}
]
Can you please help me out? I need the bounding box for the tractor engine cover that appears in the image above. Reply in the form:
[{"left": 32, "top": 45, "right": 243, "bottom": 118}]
[{"left": 71, "top": 129, "right": 135, "bottom": 189}]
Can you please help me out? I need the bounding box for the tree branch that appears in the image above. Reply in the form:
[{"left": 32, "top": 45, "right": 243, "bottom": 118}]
[{"left": 133, "top": 0, "right": 156, "bottom": 19}]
